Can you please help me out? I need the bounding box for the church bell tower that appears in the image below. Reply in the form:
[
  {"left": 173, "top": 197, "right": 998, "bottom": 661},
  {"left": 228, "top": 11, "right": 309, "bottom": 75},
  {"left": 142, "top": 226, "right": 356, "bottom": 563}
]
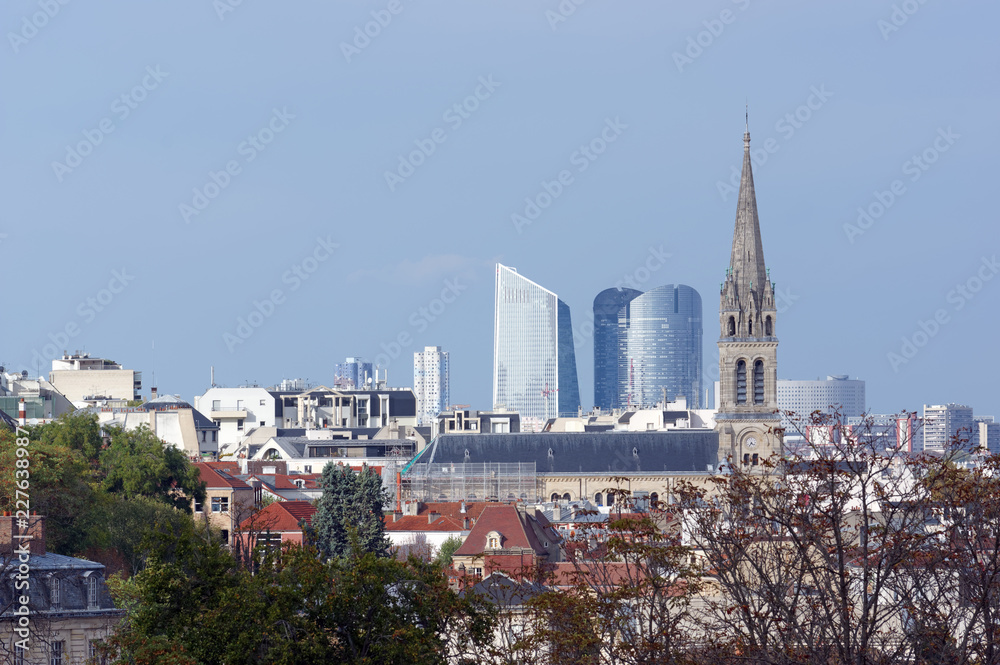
[{"left": 716, "top": 121, "right": 782, "bottom": 467}]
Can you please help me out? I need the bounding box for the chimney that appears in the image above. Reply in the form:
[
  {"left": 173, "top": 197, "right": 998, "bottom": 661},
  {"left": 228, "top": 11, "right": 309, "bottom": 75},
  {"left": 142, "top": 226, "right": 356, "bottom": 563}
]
[
  {"left": 1, "top": 514, "right": 46, "bottom": 556},
  {"left": 460, "top": 501, "right": 467, "bottom": 514},
  {"left": 18, "top": 399, "right": 26, "bottom": 426},
  {"left": 393, "top": 511, "right": 403, "bottom": 522},
  {"left": 428, "top": 512, "right": 440, "bottom": 524},
  {"left": 463, "top": 517, "right": 470, "bottom": 530}
]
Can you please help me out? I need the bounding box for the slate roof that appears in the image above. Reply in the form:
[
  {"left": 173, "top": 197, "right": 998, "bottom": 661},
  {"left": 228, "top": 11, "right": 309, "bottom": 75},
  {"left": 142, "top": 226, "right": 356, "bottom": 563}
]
[
  {"left": 421, "top": 431, "right": 720, "bottom": 474},
  {"left": 142, "top": 395, "right": 219, "bottom": 430}
]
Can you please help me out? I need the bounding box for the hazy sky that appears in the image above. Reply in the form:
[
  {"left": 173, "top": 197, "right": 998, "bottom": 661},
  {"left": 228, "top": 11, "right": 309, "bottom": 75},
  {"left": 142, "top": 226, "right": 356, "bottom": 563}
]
[{"left": 2, "top": 1, "right": 996, "bottom": 417}]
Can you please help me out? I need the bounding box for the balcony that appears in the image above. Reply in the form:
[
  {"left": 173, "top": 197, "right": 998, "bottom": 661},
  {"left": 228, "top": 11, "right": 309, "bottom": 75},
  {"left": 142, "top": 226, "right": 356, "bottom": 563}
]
[{"left": 210, "top": 409, "right": 248, "bottom": 419}]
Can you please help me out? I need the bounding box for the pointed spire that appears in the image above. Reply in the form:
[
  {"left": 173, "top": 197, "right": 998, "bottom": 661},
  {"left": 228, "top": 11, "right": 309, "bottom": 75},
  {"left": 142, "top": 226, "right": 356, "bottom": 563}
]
[{"left": 729, "top": 122, "right": 768, "bottom": 311}]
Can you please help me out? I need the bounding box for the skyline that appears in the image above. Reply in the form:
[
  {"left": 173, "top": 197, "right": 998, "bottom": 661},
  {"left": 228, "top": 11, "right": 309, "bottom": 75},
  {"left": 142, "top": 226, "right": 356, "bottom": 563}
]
[{"left": 1, "top": 1, "right": 996, "bottom": 417}]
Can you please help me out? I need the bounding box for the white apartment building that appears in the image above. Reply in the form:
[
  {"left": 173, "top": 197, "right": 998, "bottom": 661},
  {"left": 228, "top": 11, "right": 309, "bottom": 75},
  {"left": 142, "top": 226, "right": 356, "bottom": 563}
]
[
  {"left": 776, "top": 375, "right": 866, "bottom": 433},
  {"left": 194, "top": 386, "right": 278, "bottom": 450},
  {"left": 48, "top": 352, "right": 142, "bottom": 404},
  {"left": 414, "top": 346, "right": 449, "bottom": 426},
  {"left": 923, "top": 403, "right": 975, "bottom": 452}
]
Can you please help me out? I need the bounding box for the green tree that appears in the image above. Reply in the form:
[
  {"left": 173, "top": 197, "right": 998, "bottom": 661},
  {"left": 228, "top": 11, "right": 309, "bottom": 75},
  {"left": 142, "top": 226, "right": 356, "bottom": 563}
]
[
  {"left": 31, "top": 410, "right": 105, "bottom": 464},
  {"left": 434, "top": 535, "right": 463, "bottom": 568},
  {"left": 312, "top": 462, "right": 390, "bottom": 559},
  {"left": 0, "top": 424, "right": 98, "bottom": 554},
  {"left": 99, "top": 425, "right": 205, "bottom": 512}
]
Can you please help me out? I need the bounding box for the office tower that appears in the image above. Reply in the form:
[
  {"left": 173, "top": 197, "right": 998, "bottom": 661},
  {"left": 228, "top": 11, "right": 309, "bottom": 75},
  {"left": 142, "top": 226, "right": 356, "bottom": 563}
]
[
  {"left": 777, "top": 375, "right": 866, "bottom": 432},
  {"left": 715, "top": 124, "right": 782, "bottom": 465},
  {"left": 493, "top": 263, "right": 580, "bottom": 424},
  {"left": 414, "top": 346, "right": 449, "bottom": 426},
  {"left": 975, "top": 416, "right": 1000, "bottom": 454},
  {"left": 593, "top": 287, "right": 642, "bottom": 411},
  {"left": 334, "top": 357, "right": 373, "bottom": 389},
  {"left": 626, "top": 284, "right": 703, "bottom": 409},
  {"left": 922, "top": 403, "right": 975, "bottom": 451}
]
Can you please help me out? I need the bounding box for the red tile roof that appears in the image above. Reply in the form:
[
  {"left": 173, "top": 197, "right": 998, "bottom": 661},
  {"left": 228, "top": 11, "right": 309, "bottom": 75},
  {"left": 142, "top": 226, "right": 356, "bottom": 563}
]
[
  {"left": 454, "top": 505, "right": 558, "bottom": 557},
  {"left": 240, "top": 500, "right": 316, "bottom": 533},
  {"left": 385, "top": 501, "right": 492, "bottom": 533},
  {"left": 195, "top": 463, "right": 252, "bottom": 489},
  {"left": 203, "top": 461, "right": 242, "bottom": 475}
]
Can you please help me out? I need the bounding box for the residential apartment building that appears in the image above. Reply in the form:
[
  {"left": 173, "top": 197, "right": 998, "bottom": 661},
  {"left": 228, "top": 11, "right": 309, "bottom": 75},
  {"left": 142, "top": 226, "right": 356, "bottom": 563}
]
[
  {"left": 777, "top": 375, "right": 866, "bottom": 433},
  {"left": 333, "top": 357, "right": 373, "bottom": 389},
  {"left": 193, "top": 463, "right": 255, "bottom": 547},
  {"left": 414, "top": 346, "right": 449, "bottom": 426},
  {"left": 0, "top": 515, "right": 123, "bottom": 665},
  {"left": 48, "top": 352, "right": 142, "bottom": 403},
  {"left": 922, "top": 404, "right": 975, "bottom": 452}
]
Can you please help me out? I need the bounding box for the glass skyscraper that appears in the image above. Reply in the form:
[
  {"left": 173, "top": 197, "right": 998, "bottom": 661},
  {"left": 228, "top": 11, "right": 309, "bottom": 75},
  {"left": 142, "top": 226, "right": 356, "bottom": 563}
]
[
  {"left": 626, "top": 285, "right": 702, "bottom": 408},
  {"left": 592, "top": 284, "right": 703, "bottom": 410},
  {"left": 493, "top": 263, "right": 580, "bottom": 424},
  {"left": 593, "top": 287, "right": 642, "bottom": 410}
]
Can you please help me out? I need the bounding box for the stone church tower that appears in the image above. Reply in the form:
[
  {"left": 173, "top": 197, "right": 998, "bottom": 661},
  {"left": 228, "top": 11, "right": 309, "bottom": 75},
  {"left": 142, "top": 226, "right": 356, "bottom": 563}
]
[{"left": 716, "top": 124, "right": 782, "bottom": 467}]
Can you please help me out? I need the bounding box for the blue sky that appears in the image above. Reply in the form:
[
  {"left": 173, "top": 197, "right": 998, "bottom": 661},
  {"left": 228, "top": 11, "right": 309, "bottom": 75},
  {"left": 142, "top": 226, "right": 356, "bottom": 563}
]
[{"left": 2, "top": 0, "right": 997, "bottom": 417}]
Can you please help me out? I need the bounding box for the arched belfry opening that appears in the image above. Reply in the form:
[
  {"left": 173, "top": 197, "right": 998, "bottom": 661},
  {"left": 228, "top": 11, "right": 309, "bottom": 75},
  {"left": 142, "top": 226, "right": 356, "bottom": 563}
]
[
  {"left": 753, "top": 360, "right": 764, "bottom": 405},
  {"left": 736, "top": 360, "right": 747, "bottom": 405}
]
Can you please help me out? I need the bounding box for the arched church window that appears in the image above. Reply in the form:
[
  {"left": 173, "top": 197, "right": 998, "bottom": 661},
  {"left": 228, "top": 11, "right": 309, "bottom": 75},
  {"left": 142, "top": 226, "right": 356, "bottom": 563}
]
[
  {"left": 753, "top": 360, "right": 765, "bottom": 405},
  {"left": 736, "top": 360, "right": 747, "bottom": 405},
  {"left": 594, "top": 492, "right": 603, "bottom": 506},
  {"left": 748, "top": 319, "right": 753, "bottom": 335},
  {"left": 765, "top": 316, "right": 773, "bottom": 336},
  {"left": 727, "top": 317, "right": 736, "bottom": 336}
]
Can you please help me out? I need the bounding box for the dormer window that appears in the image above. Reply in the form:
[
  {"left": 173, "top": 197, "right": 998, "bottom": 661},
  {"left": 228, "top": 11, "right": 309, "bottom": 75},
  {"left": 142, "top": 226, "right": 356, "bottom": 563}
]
[
  {"left": 50, "top": 577, "right": 60, "bottom": 606},
  {"left": 485, "top": 531, "right": 503, "bottom": 550}
]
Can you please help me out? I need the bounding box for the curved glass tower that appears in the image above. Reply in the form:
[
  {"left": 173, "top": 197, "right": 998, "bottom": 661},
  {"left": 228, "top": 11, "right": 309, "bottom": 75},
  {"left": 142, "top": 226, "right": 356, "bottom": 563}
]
[
  {"left": 625, "top": 284, "right": 703, "bottom": 408},
  {"left": 593, "top": 287, "right": 642, "bottom": 411},
  {"left": 493, "top": 264, "right": 580, "bottom": 424}
]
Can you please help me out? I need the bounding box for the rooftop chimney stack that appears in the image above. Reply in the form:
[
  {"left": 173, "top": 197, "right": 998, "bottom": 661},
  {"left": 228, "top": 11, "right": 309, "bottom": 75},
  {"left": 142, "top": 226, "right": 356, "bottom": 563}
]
[{"left": 18, "top": 398, "right": 26, "bottom": 426}]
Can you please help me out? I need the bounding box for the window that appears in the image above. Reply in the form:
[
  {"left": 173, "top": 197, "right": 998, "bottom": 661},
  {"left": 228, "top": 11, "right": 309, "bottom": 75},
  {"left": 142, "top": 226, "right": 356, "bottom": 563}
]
[
  {"left": 736, "top": 360, "right": 747, "bottom": 405},
  {"left": 237, "top": 419, "right": 244, "bottom": 431},
  {"left": 50, "top": 641, "right": 65, "bottom": 665},
  {"left": 753, "top": 360, "right": 765, "bottom": 405},
  {"left": 89, "top": 640, "right": 107, "bottom": 665},
  {"left": 194, "top": 498, "right": 203, "bottom": 513},
  {"left": 727, "top": 316, "right": 736, "bottom": 336},
  {"left": 748, "top": 319, "right": 752, "bottom": 335},
  {"left": 212, "top": 431, "right": 217, "bottom": 442},
  {"left": 304, "top": 465, "right": 312, "bottom": 473},
  {"left": 237, "top": 400, "right": 244, "bottom": 410},
  {"left": 260, "top": 399, "right": 266, "bottom": 406},
  {"left": 87, "top": 576, "right": 100, "bottom": 607},
  {"left": 212, "top": 400, "right": 220, "bottom": 411},
  {"left": 212, "top": 497, "right": 229, "bottom": 513},
  {"left": 551, "top": 493, "right": 560, "bottom": 501},
  {"left": 752, "top": 453, "right": 759, "bottom": 466},
  {"left": 594, "top": 492, "right": 603, "bottom": 506},
  {"left": 14, "top": 644, "right": 26, "bottom": 665},
  {"left": 562, "top": 493, "right": 570, "bottom": 501},
  {"left": 221, "top": 530, "right": 229, "bottom": 545},
  {"left": 650, "top": 492, "right": 659, "bottom": 507},
  {"left": 765, "top": 316, "right": 773, "bottom": 336}
]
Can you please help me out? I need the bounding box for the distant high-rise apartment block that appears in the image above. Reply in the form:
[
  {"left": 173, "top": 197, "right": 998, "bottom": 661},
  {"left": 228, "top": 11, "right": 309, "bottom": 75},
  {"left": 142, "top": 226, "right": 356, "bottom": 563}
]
[
  {"left": 593, "top": 287, "right": 642, "bottom": 411},
  {"left": 776, "top": 375, "right": 866, "bottom": 433},
  {"left": 626, "top": 285, "right": 703, "bottom": 409},
  {"left": 922, "top": 403, "right": 975, "bottom": 451},
  {"left": 493, "top": 263, "right": 580, "bottom": 424},
  {"left": 975, "top": 416, "right": 1000, "bottom": 455},
  {"left": 48, "top": 352, "right": 142, "bottom": 403},
  {"left": 334, "top": 357, "right": 373, "bottom": 389},
  {"left": 414, "top": 346, "right": 449, "bottom": 426}
]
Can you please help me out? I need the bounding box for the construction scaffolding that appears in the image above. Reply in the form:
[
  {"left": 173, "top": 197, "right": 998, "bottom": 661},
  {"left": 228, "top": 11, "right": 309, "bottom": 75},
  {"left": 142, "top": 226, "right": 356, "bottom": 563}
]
[{"left": 404, "top": 462, "right": 539, "bottom": 502}]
